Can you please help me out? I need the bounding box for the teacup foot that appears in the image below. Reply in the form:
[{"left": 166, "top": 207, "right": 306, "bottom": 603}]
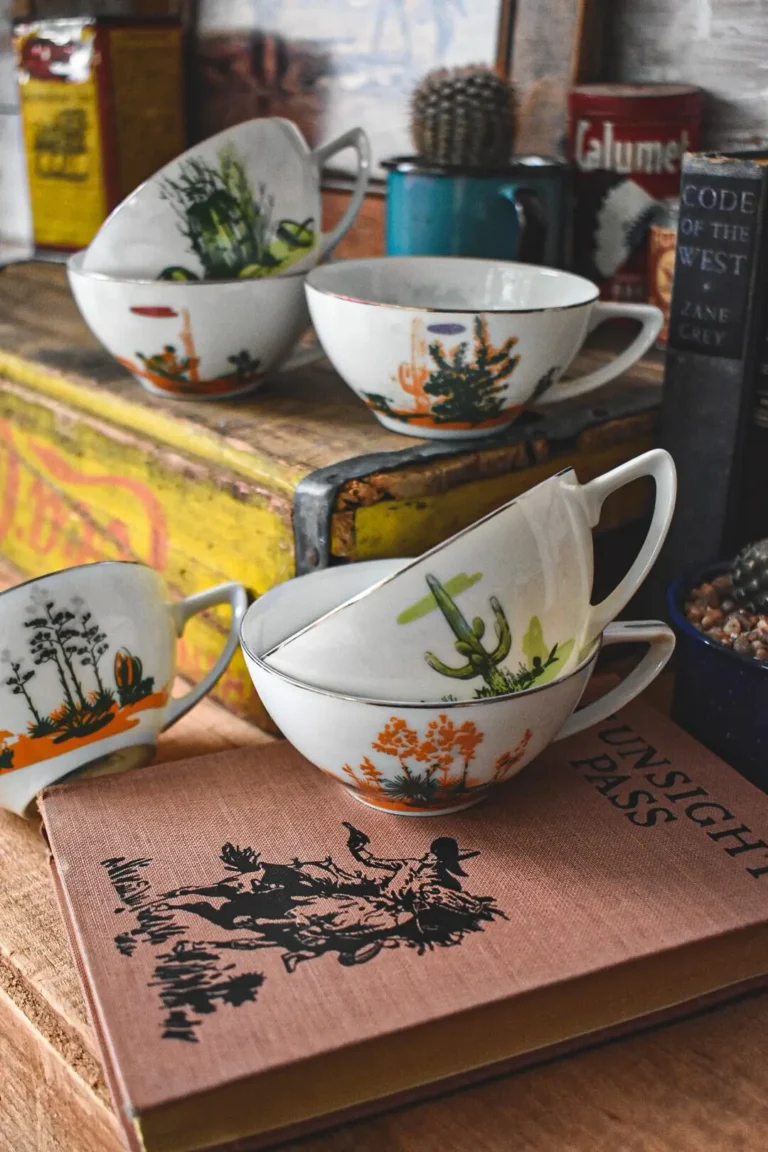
[
  {"left": 21, "top": 736, "right": 159, "bottom": 821},
  {"left": 345, "top": 786, "right": 486, "bottom": 817},
  {"left": 62, "top": 741, "right": 157, "bottom": 784},
  {"left": 133, "top": 375, "right": 265, "bottom": 403},
  {"left": 372, "top": 411, "right": 514, "bottom": 441}
]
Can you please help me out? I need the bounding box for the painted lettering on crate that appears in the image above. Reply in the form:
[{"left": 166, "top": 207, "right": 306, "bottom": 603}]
[{"left": 0, "top": 419, "right": 167, "bottom": 570}]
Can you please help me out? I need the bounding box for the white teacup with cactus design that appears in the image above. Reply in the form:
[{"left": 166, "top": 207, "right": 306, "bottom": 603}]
[
  {"left": 265, "top": 450, "right": 677, "bottom": 702},
  {"left": 81, "top": 118, "right": 371, "bottom": 282},
  {"left": 242, "top": 559, "right": 675, "bottom": 817},
  {"left": 305, "top": 256, "right": 663, "bottom": 439},
  {"left": 0, "top": 563, "right": 247, "bottom": 817}
]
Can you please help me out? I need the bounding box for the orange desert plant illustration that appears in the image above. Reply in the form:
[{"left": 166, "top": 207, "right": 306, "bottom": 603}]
[{"left": 342, "top": 715, "right": 533, "bottom": 809}]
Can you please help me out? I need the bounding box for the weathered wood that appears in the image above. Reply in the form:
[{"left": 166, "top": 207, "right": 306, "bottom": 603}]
[
  {"left": 0, "top": 989, "right": 123, "bottom": 1152},
  {"left": 609, "top": 0, "right": 768, "bottom": 150},
  {"left": 0, "top": 263, "right": 427, "bottom": 474},
  {"left": 513, "top": 0, "right": 606, "bottom": 155},
  {"left": 0, "top": 264, "right": 660, "bottom": 477},
  {"left": 344, "top": 435, "right": 655, "bottom": 561}
]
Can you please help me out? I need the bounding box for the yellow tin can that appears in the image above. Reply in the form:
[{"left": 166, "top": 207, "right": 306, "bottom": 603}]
[{"left": 14, "top": 16, "right": 186, "bottom": 251}]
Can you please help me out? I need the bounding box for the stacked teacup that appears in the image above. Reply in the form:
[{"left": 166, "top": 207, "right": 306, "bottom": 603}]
[
  {"left": 240, "top": 450, "right": 678, "bottom": 816},
  {"left": 68, "top": 119, "right": 371, "bottom": 401}
]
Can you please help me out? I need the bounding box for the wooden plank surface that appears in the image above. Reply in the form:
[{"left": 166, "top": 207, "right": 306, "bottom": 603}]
[
  {"left": 0, "top": 263, "right": 403, "bottom": 486},
  {"left": 0, "top": 261, "right": 663, "bottom": 548},
  {"left": 0, "top": 263, "right": 660, "bottom": 480},
  {"left": 1, "top": 551, "right": 767, "bottom": 1152}
]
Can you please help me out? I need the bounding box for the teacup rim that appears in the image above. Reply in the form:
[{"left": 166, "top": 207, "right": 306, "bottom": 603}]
[
  {"left": 262, "top": 466, "right": 576, "bottom": 662},
  {"left": 241, "top": 617, "right": 602, "bottom": 707},
  {"left": 305, "top": 256, "right": 600, "bottom": 314},
  {"left": 0, "top": 559, "right": 150, "bottom": 603},
  {"left": 66, "top": 248, "right": 312, "bottom": 288}
]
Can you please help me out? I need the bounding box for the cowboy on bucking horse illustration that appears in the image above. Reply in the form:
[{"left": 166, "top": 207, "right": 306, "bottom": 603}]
[
  {"left": 143, "top": 822, "right": 503, "bottom": 971},
  {"left": 105, "top": 822, "right": 505, "bottom": 1040}
]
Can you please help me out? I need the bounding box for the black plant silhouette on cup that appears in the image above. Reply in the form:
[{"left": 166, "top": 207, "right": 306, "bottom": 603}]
[{"left": 0, "top": 587, "right": 161, "bottom": 770}]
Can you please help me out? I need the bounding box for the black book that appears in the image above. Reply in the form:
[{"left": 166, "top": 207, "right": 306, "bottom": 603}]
[{"left": 651, "top": 150, "right": 768, "bottom": 609}]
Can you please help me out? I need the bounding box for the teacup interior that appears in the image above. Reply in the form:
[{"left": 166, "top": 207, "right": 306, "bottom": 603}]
[
  {"left": 242, "top": 559, "right": 406, "bottom": 657},
  {"left": 308, "top": 257, "right": 599, "bottom": 312},
  {"left": 242, "top": 557, "right": 602, "bottom": 703}
]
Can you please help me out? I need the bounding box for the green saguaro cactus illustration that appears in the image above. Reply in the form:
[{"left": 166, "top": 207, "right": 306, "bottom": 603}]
[{"left": 424, "top": 574, "right": 512, "bottom": 696}]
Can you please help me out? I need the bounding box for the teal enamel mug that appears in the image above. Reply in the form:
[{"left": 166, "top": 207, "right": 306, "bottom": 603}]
[{"left": 383, "top": 155, "right": 568, "bottom": 268}]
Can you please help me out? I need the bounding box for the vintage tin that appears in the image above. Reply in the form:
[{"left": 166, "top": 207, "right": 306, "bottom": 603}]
[
  {"left": 647, "top": 198, "right": 679, "bottom": 348},
  {"left": 568, "top": 84, "right": 702, "bottom": 302},
  {"left": 13, "top": 16, "right": 186, "bottom": 251}
]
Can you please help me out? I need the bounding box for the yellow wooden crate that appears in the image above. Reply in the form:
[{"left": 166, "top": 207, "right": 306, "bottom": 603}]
[{"left": 0, "top": 264, "right": 662, "bottom": 729}]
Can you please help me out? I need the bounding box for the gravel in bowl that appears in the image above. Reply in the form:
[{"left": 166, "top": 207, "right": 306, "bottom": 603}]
[{"left": 685, "top": 572, "right": 768, "bottom": 662}]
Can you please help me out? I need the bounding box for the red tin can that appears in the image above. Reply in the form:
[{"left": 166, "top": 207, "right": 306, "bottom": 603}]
[{"left": 567, "top": 84, "right": 702, "bottom": 302}]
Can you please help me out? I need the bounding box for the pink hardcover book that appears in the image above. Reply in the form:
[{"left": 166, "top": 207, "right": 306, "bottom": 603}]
[{"left": 39, "top": 698, "right": 768, "bottom": 1152}]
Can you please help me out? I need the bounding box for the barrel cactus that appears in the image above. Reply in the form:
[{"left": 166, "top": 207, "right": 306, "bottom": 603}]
[
  {"left": 114, "top": 649, "right": 154, "bottom": 706},
  {"left": 732, "top": 539, "right": 768, "bottom": 614},
  {"left": 410, "top": 64, "right": 515, "bottom": 170}
]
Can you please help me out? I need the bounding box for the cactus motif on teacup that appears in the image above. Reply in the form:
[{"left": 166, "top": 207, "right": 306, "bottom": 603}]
[
  {"left": 398, "top": 573, "right": 575, "bottom": 699},
  {"left": 156, "top": 143, "right": 316, "bottom": 282},
  {"left": 360, "top": 315, "right": 525, "bottom": 432},
  {"left": 117, "top": 305, "right": 264, "bottom": 397}
]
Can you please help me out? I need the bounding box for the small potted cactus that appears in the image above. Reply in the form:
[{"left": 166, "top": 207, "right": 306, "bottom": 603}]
[
  {"left": 382, "top": 64, "right": 567, "bottom": 267},
  {"left": 667, "top": 539, "right": 768, "bottom": 793}
]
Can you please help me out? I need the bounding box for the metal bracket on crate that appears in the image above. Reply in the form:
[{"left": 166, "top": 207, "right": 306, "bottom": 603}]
[{"left": 292, "top": 384, "right": 662, "bottom": 575}]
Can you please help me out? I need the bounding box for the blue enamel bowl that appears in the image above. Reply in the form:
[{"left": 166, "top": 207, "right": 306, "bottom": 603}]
[{"left": 668, "top": 562, "right": 768, "bottom": 792}]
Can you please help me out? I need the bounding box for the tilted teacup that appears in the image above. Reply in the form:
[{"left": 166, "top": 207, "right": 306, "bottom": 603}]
[
  {"left": 304, "top": 256, "right": 663, "bottom": 439},
  {"left": 241, "top": 559, "right": 675, "bottom": 817},
  {"left": 264, "top": 450, "right": 676, "bottom": 702},
  {"left": 0, "top": 562, "right": 247, "bottom": 816},
  {"left": 81, "top": 117, "right": 371, "bottom": 282},
  {"left": 68, "top": 253, "right": 321, "bottom": 401}
]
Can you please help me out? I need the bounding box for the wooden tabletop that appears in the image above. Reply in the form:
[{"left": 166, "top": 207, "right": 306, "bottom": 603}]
[
  {"left": 2, "top": 553, "right": 767, "bottom": 1152},
  {"left": 0, "top": 262, "right": 664, "bottom": 491}
]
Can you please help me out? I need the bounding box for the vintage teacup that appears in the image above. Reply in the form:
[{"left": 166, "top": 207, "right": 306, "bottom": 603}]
[
  {"left": 68, "top": 253, "right": 321, "bottom": 401},
  {"left": 81, "top": 118, "right": 371, "bottom": 282},
  {"left": 241, "top": 558, "right": 675, "bottom": 816},
  {"left": 305, "top": 256, "right": 663, "bottom": 439},
  {"left": 0, "top": 562, "right": 247, "bottom": 817},
  {"left": 265, "top": 449, "right": 676, "bottom": 702}
]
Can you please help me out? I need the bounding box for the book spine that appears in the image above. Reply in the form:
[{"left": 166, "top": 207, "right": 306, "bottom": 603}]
[
  {"left": 732, "top": 265, "right": 768, "bottom": 549},
  {"left": 651, "top": 154, "right": 768, "bottom": 607}
]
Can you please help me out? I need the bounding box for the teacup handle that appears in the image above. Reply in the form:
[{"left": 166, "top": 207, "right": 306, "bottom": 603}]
[
  {"left": 499, "top": 185, "right": 549, "bottom": 265},
  {"left": 578, "top": 448, "right": 677, "bottom": 647},
  {"left": 539, "top": 302, "right": 663, "bottom": 403},
  {"left": 164, "top": 582, "right": 248, "bottom": 729},
  {"left": 556, "top": 620, "right": 675, "bottom": 741},
  {"left": 312, "top": 128, "right": 372, "bottom": 260}
]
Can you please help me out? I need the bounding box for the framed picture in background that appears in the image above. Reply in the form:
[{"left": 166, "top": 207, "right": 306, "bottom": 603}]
[{"left": 193, "top": 0, "right": 516, "bottom": 177}]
